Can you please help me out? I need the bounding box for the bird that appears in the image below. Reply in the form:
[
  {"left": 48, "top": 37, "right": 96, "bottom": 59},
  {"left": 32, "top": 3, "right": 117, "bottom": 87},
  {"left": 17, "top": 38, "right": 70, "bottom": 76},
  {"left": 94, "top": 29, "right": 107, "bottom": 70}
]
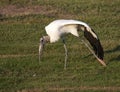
[{"left": 39, "top": 19, "right": 106, "bottom": 69}]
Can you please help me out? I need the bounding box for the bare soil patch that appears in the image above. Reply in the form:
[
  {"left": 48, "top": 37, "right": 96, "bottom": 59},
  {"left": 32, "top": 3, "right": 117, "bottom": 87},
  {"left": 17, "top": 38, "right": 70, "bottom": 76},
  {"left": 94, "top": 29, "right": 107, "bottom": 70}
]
[
  {"left": 0, "top": 5, "right": 57, "bottom": 17},
  {"left": 0, "top": 54, "right": 37, "bottom": 58},
  {"left": 17, "top": 86, "right": 120, "bottom": 92},
  {"left": 0, "top": 5, "right": 75, "bottom": 18}
]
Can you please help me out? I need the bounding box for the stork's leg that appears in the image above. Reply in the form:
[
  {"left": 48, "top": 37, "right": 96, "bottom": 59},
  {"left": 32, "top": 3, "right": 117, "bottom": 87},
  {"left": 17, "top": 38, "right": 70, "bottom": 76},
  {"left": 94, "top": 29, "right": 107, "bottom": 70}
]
[
  {"left": 62, "top": 39, "right": 68, "bottom": 70},
  {"left": 80, "top": 38, "right": 106, "bottom": 66}
]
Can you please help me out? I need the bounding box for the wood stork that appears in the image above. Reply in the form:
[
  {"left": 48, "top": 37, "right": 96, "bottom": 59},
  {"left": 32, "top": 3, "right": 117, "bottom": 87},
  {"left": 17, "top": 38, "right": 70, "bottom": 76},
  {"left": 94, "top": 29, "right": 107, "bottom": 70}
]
[{"left": 39, "top": 19, "right": 106, "bottom": 69}]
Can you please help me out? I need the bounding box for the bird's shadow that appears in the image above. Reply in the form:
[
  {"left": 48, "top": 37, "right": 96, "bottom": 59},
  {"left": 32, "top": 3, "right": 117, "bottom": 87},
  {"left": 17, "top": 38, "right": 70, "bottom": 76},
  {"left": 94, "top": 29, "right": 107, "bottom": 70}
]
[
  {"left": 105, "top": 45, "right": 120, "bottom": 64},
  {"left": 105, "top": 45, "right": 120, "bottom": 54},
  {"left": 109, "top": 55, "right": 120, "bottom": 62},
  {"left": 83, "top": 45, "right": 120, "bottom": 64}
]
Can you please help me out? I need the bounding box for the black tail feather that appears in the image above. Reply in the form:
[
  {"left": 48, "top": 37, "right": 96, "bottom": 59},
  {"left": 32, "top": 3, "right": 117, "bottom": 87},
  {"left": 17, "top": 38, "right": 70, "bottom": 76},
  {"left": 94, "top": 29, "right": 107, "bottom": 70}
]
[{"left": 84, "top": 29, "right": 104, "bottom": 60}]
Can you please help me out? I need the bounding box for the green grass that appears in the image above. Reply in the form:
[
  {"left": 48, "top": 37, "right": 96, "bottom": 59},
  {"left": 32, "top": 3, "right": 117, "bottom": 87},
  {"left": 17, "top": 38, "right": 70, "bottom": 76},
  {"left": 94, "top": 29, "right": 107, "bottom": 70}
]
[{"left": 0, "top": 0, "right": 120, "bottom": 91}]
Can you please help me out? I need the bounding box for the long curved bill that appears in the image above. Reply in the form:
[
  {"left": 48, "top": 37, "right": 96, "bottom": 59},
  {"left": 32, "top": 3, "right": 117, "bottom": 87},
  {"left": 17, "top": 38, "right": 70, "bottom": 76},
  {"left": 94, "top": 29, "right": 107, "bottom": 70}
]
[
  {"left": 39, "top": 38, "right": 44, "bottom": 62},
  {"left": 81, "top": 39, "right": 106, "bottom": 67}
]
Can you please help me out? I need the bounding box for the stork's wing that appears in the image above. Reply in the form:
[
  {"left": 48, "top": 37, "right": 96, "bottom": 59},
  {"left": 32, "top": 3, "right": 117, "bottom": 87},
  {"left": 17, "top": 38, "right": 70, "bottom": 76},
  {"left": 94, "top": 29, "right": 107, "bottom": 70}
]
[
  {"left": 84, "top": 28, "right": 104, "bottom": 60},
  {"left": 46, "top": 19, "right": 104, "bottom": 59}
]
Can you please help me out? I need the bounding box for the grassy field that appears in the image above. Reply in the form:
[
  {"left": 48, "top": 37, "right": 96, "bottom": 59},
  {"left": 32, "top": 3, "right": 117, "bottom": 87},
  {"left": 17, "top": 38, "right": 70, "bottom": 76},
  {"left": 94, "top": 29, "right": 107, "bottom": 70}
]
[{"left": 0, "top": 0, "right": 120, "bottom": 92}]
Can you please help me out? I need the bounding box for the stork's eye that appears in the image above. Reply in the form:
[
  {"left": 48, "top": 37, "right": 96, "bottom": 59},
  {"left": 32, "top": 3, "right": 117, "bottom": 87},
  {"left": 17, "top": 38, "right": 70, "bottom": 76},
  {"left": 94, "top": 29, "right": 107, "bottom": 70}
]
[
  {"left": 41, "top": 39, "right": 43, "bottom": 42},
  {"left": 40, "top": 38, "right": 44, "bottom": 42}
]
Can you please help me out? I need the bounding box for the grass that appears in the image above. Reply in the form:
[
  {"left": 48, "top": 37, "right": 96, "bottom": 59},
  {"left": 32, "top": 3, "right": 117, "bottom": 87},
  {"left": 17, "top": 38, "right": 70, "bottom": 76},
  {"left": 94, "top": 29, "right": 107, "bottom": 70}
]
[{"left": 0, "top": 0, "right": 120, "bottom": 91}]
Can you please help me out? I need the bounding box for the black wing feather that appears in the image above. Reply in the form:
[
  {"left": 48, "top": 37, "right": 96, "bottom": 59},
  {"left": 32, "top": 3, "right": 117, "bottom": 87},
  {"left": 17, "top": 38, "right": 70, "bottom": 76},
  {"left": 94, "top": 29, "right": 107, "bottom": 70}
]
[{"left": 84, "top": 28, "right": 104, "bottom": 60}]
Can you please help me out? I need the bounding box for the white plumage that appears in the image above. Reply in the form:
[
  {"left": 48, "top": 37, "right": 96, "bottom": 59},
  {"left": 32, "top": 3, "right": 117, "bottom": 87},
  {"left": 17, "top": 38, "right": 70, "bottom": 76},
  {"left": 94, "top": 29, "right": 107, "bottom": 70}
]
[
  {"left": 39, "top": 19, "right": 106, "bottom": 69},
  {"left": 45, "top": 19, "right": 97, "bottom": 43}
]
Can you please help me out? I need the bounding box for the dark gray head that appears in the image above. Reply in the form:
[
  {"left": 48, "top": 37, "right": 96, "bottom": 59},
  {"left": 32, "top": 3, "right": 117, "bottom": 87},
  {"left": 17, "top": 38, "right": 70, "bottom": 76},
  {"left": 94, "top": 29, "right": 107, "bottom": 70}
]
[{"left": 39, "top": 36, "right": 50, "bottom": 62}]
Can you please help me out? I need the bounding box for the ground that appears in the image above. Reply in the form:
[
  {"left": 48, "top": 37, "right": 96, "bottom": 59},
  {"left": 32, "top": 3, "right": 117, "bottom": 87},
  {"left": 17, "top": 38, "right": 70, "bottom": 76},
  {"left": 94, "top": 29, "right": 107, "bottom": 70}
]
[{"left": 0, "top": 0, "right": 120, "bottom": 92}]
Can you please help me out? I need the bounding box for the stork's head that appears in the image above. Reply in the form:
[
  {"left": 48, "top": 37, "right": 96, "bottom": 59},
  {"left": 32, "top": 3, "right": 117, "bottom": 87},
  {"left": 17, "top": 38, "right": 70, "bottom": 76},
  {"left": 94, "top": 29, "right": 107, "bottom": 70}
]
[
  {"left": 39, "top": 36, "right": 50, "bottom": 62},
  {"left": 40, "top": 36, "right": 50, "bottom": 44}
]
